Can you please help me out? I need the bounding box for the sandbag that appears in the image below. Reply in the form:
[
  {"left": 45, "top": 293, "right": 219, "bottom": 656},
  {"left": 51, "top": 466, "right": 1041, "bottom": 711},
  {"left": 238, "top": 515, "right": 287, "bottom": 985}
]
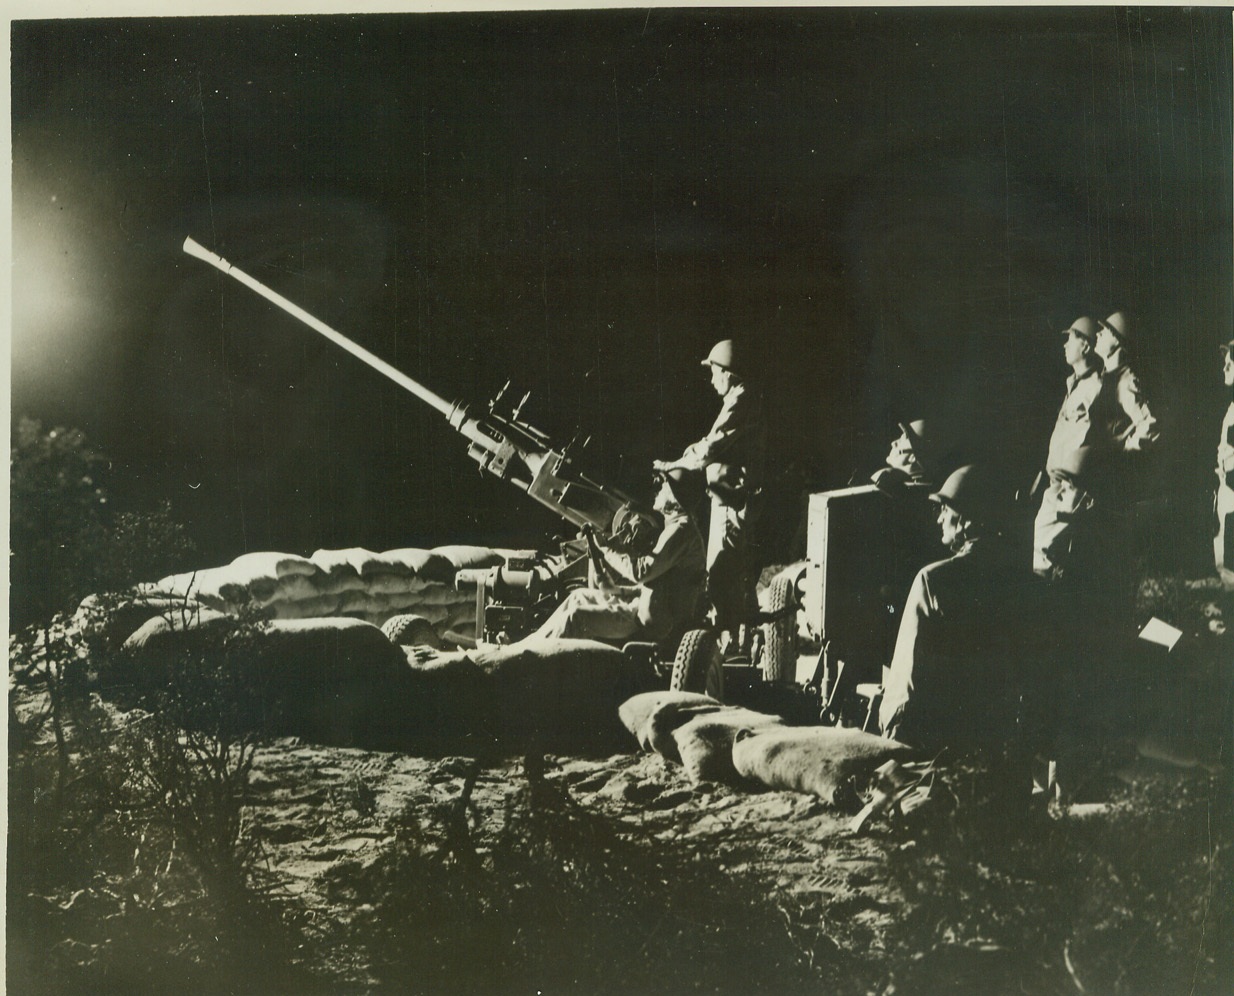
[
  {"left": 618, "top": 690, "right": 724, "bottom": 760},
  {"left": 309, "top": 547, "right": 378, "bottom": 576},
  {"left": 267, "top": 592, "right": 344, "bottom": 620},
  {"left": 731, "top": 726, "right": 913, "bottom": 806},
  {"left": 671, "top": 710, "right": 784, "bottom": 784},
  {"left": 466, "top": 637, "right": 658, "bottom": 749},
  {"left": 117, "top": 613, "right": 410, "bottom": 747},
  {"left": 672, "top": 707, "right": 786, "bottom": 785},
  {"left": 230, "top": 551, "right": 320, "bottom": 579},
  {"left": 372, "top": 549, "right": 457, "bottom": 583},
  {"left": 75, "top": 591, "right": 215, "bottom": 654},
  {"left": 122, "top": 605, "right": 232, "bottom": 650},
  {"left": 431, "top": 545, "right": 507, "bottom": 571},
  {"left": 139, "top": 569, "right": 231, "bottom": 609},
  {"left": 362, "top": 573, "right": 438, "bottom": 597}
]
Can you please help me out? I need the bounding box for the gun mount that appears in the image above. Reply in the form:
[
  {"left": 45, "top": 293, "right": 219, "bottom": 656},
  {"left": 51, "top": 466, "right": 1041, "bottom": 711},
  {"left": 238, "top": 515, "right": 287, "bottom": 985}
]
[{"left": 182, "top": 237, "right": 661, "bottom": 551}]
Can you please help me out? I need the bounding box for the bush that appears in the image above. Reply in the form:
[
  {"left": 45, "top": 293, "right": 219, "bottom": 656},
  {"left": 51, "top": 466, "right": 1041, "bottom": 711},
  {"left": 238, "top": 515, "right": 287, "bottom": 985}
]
[
  {"left": 325, "top": 758, "right": 838, "bottom": 995},
  {"left": 878, "top": 753, "right": 1233, "bottom": 996},
  {"left": 7, "top": 599, "right": 313, "bottom": 996},
  {"left": 7, "top": 421, "right": 306, "bottom": 994},
  {"left": 10, "top": 416, "right": 194, "bottom": 630}
]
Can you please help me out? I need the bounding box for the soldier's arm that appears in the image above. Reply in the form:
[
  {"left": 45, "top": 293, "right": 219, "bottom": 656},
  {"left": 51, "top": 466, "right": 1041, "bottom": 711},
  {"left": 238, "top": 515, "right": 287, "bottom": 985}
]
[
  {"left": 878, "top": 568, "right": 935, "bottom": 737},
  {"left": 674, "top": 392, "right": 755, "bottom": 469},
  {"left": 1119, "top": 371, "right": 1160, "bottom": 451},
  {"left": 603, "top": 518, "right": 693, "bottom": 585}
]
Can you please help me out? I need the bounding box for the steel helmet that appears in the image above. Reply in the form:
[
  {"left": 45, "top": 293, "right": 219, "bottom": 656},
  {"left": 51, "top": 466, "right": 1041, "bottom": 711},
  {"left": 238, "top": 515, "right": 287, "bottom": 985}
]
[
  {"left": 898, "top": 419, "right": 930, "bottom": 455},
  {"left": 928, "top": 464, "right": 1002, "bottom": 525},
  {"left": 1061, "top": 317, "right": 1099, "bottom": 344},
  {"left": 701, "top": 339, "right": 737, "bottom": 375},
  {"left": 1098, "top": 311, "right": 1131, "bottom": 343}
]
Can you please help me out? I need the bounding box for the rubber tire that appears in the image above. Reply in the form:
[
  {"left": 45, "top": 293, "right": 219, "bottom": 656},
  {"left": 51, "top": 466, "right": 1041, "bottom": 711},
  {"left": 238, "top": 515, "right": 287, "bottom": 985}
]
[
  {"left": 670, "top": 629, "right": 724, "bottom": 701},
  {"left": 381, "top": 613, "right": 442, "bottom": 649},
  {"left": 760, "top": 575, "right": 797, "bottom": 683}
]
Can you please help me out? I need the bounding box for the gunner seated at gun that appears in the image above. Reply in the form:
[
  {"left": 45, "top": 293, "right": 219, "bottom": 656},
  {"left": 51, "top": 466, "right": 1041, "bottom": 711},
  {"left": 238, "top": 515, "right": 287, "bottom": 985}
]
[{"left": 531, "top": 468, "right": 707, "bottom": 645}]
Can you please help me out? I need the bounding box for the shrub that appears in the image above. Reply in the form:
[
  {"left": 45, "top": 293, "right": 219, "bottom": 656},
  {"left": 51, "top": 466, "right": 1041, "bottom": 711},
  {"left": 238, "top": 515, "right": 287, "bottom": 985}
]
[{"left": 10, "top": 416, "right": 194, "bottom": 630}]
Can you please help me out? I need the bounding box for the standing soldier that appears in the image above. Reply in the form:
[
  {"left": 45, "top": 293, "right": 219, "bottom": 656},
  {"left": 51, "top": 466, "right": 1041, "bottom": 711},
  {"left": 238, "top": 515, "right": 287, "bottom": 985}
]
[
  {"left": 1216, "top": 339, "right": 1234, "bottom": 589},
  {"left": 655, "top": 339, "right": 766, "bottom": 640},
  {"left": 1092, "top": 311, "right": 1160, "bottom": 452},
  {"left": 1033, "top": 317, "right": 1106, "bottom": 576}
]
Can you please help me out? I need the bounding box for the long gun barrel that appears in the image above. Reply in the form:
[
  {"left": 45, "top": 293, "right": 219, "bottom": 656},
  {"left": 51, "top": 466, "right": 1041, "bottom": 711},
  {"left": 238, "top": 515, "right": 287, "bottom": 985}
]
[
  {"left": 183, "top": 236, "right": 455, "bottom": 419},
  {"left": 182, "top": 237, "right": 660, "bottom": 546}
]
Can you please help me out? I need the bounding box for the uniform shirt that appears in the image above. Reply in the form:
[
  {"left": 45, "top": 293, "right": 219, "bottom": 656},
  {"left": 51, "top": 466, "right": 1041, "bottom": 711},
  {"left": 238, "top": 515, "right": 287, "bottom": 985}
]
[
  {"left": 599, "top": 509, "right": 707, "bottom": 641},
  {"left": 1218, "top": 401, "right": 1234, "bottom": 486},
  {"left": 1045, "top": 364, "right": 1105, "bottom": 470},
  {"left": 878, "top": 537, "right": 1030, "bottom": 748},
  {"left": 1216, "top": 401, "right": 1234, "bottom": 580},
  {"left": 1093, "top": 360, "right": 1159, "bottom": 451},
  {"left": 674, "top": 382, "right": 766, "bottom": 497}
]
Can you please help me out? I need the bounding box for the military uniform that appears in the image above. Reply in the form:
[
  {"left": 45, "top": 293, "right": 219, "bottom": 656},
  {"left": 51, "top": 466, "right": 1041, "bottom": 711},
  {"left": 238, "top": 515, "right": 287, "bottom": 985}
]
[
  {"left": 663, "top": 343, "right": 767, "bottom": 633},
  {"left": 878, "top": 539, "right": 1028, "bottom": 748},
  {"left": 534, "top": 508, "right": 706, "bottom": 643},
  {"left": 1034, "top": 362, "right": 1105, "bottom": 574},
  {"left": 1092, "top": 361, "right": 1159, "bottom": 453},
  {"left": 1217, "top": 365, "right": 1234, "bottom": 588}
]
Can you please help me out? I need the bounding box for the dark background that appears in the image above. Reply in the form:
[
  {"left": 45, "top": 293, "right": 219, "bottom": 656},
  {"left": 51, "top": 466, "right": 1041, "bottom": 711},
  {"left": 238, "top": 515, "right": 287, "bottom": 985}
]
[{"left": 11, "top": 8, "right": 1233, "bottom": 570}]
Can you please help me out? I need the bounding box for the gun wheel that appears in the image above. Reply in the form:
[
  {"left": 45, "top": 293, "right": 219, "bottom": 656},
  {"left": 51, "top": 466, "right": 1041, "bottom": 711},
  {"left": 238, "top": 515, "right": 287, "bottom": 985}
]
[
  {"left": 760, "top": 575, "right": 798, "bottom": 683},
  {"left": 670, "top": 629, "right": 724, "bottom": 701},
  {"left": 381, "top": 613, "right": 442, "bottom": 649}
]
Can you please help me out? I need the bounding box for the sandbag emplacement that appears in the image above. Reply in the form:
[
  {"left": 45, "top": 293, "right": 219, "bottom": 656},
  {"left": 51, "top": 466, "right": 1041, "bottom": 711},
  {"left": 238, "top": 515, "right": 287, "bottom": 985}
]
[
  {"left": 731, "top": 726, "right": 913, "bottom": 807},
  {"left": 465, "top": 638, "right": 660, "bottom": 752},
  {"left": 102, "top": 544, "right": 518, "bottom": 649},
  {"left": 108, "top": 614, "right": 659, "bottom": 755},
  {"left": 114, "top": 614, "right": 411, "bottom": 748}
]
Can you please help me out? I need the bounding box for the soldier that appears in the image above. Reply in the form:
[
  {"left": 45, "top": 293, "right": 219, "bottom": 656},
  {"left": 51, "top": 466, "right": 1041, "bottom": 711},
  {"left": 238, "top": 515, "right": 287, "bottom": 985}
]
[
  {"left": 1033, "top": 316, "right": 1107, "bottom": 577},
  {"left": 1216, "top": 339, "right": 1234, "bottom": 588},
  {"left": 870, "top": 418, "right": 952, "bottom": 593},
  {"left": 871, "top": 419, "right": 946, "bottom": 496},
  {"left": 532, "top": 468, "right": 707, "bottom": 644},
  {"left": 878, "top": 464, "right": 1029, "bottom": 749},
  {"left": 1092, "top": 310, "right": 1160, "bottom": 452},
  {"left": 1040, "top": 445, "right": 1130, "bottom": 626},
  {"left": 654, "top": 339, "right": 767, "bottom": 638}
]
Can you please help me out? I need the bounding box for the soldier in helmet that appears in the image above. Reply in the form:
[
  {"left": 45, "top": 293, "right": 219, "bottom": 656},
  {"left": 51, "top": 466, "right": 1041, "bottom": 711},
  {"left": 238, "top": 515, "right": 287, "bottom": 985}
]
[
  {"left": 531, "top": 467, "right": 707, "bottom": 644},
  {"left": 1033, "top": 317, "right": 1109, "bottom": 577},
  {"left": 1092, "top": 310, "right": 1160, "bottom": 452},
  {"left": 1216, "top": 339, "right": 1234, "bottom": 588},
  {"left": 654, "top": 339, "right": 767, "bottom": 638},
  {"left": 872, "top": 419, "right": 947, "bottom": 496},
  {"left": 879, "top": 464, "right": 1031, "bottom": 750},
  {"left": 1041, "top": 445, "right": 1132, "bottom": 624}
]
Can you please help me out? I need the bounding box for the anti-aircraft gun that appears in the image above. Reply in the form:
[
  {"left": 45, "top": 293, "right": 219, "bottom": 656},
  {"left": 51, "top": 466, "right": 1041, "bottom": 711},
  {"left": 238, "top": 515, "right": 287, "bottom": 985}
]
[{"left": 182, "top": 237, "right": 661, "bottom": 640}]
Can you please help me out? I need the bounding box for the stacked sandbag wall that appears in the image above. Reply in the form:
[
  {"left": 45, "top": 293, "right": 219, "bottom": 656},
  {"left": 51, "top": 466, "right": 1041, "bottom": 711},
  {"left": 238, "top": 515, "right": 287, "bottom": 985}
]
[{"left": 91, "top": 545, "right": 520, "bottom": 649}]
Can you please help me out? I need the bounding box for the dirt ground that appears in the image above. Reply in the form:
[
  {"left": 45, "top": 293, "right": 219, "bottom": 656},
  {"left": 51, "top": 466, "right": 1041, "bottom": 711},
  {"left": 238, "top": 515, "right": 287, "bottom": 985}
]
[
  {"left": 237, "top": 707, "right": 1227, "bottom": 993},
  {"left": 9, "top": 581, "right": 1232, "bottom": 995}
]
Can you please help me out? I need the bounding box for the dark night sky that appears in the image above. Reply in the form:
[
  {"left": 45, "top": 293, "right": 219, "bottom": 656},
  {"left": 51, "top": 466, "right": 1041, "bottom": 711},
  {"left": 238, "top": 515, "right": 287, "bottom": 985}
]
[{"left": 10, "top": 7, "right": 1234, "bottom": 569}]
